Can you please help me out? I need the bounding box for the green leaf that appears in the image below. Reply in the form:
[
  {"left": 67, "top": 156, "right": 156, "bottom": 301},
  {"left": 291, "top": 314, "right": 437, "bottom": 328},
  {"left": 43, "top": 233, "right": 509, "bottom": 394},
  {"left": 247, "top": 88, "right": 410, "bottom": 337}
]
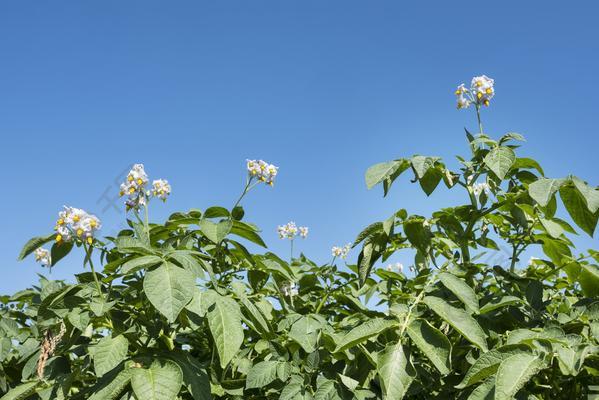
[
  {"left": 512, "top": 157, "right": 544, "bottom": 176},
  {"left": 199, "top": 219, "right": 232, "bottom": 243},
  {"left": 572, "top": 176, "right": 599, "bottom": 213},
  {"left": 314, "top": 379, "right": 342, "bottom": 400},
  {"left": 17, "top": 234, "right": 55, "bottom": 261},
  {"left": 165, "top": 352, "right": 212, "bottom": 400},
  {"left": 483, "top": 146, "right": 515, "bottom": 180},
  {"left": 90, "top": 335, "right": 129, "bottom": 377},
  {"left": 456, "top": 345, "right": 530, "bottom": 388},
  {"left": 418, "top": 167, "right": 443, "bottom": 196},
  {"left": 230, "top": 221, "right": 267, "bottom": 247},
  {"left": 289, "top": 315, "right": 321, "bottom": 353},
  {"left": 466, "top": 379, "right": 495, "bottom": 400},
  {"left": 411, "top": 156, "right": 439, "bottom": 179},
  {"left": 403, "top": 218, "right": 431, "bottom": 253},
  {"left": 143, "top": 262, "right": 196, "bottom": 322},
  {"left": 131, "top": 360, "right": 183, "bottom": 400},
  {"left": 377, "top": 343, "right": 415, "bottom": 400},
  {"left": 499, "top": 132, "right": 525, "bottom": 144},
  {"left": 115, "top": 236, "right": 153, "bottom": 254},
  {"left": 168, "top": 252, "right": 205, "bottom": 279},
  {"left": 365, "top": 160, "right": 407, "bottom": 190},
  {"left": 494, "top": 353, "right": 545, "bottom": 400},
  {"left": 88, "top": 367, "right": 132, "bottom": 400},
  {"left": 334, "top": 318, "right": 396, "bottom": 352},
  {"left": 423, "top": 296, "right": 488, "bottom": 351},
  {"left": 579, "top": 264, "right": 599, "bottom": 297},
  {"left": 539, "top": 218, "right": 564, "bottom": 239},
  {"left": 245, "top": 361, "right": 279, "bottom": 389},
  {"left": 207, "top": 295, "right": 244, "bottom": 368},
  {"left": 406, "top": 319, "right": 451, "bottom": 374},
  {"left": 541, "top": 237, "right": 571, "bottom": 267},
  {"left": 560, "top": 183, "right": 598, "bottom": 236},
  {"left": 0, "top": 381, "right": 40, "bottom": 400},
  {"left": 438, "top": 272, "right": 479, "bottom": 314},
  {"left": 50, "top": 241, "right": 74, "bottom": 266},
  {"left": 479, "top": 296, "right": 522, "bottom": 314},
  {"left": 528, "top": 178, "right": 565, "bottom": 207},
  {"left": 121, "top": 255, "right": 162, "bottom": 275}
]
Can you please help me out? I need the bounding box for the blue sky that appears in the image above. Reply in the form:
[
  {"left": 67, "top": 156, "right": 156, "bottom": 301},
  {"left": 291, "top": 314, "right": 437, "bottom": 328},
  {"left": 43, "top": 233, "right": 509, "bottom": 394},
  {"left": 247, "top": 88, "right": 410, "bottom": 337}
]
[{"left": 1, "top": 1, "right": 597, "bottom": 293}]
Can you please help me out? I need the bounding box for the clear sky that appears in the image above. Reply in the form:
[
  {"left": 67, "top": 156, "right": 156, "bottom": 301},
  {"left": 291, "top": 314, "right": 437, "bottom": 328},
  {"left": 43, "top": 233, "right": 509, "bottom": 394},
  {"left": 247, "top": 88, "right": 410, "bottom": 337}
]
[{"left": 1, "top": 1, "right": 597, "bottom": 293}]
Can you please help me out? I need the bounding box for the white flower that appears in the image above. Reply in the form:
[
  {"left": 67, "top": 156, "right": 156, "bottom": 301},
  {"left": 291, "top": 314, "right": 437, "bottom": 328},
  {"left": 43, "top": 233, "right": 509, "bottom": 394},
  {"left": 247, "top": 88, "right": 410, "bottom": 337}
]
[
  {"left": 54, "top": 206, "right": 101, "bottom": 244},
  {"left": 246, "top": 159, "right": 278, "bottom": 186},
  {"left": 282, "top": 282, "right": 298, "bottom": 297},
  {"left": 528, "top": 256, "right": 539, "bottom": 266},
  {"left": 152, "top": 179, "right": 171, "bottom": 201},
  {"left": 331, "top": 243, "right": 351, "bottom": 259},
  {"left": 299, "top": 226, "right": 309, "bottom": 239},
  {"left": 472, "top": 182, "right": 491, "bottom": 197},
  {"left": 455, "top": 84, "right": 471, "bottom": 109},
  {"left": 385, "top": 262, "right": 403, "bottom": 272},
  {"left": 471, "top": 75, "right": 495, "bottom": 106},
  {"left": 34, "top": 248, "right": 51, "bottom": 267},
  {"left": 455, "top": 75, "right": 496, "bottom": 109},
  {"left": 278, "top": 222, "right": 299, "bottom": 239},
  {"left": 120, "top": 164, "right": 149, "bottom": 211}
]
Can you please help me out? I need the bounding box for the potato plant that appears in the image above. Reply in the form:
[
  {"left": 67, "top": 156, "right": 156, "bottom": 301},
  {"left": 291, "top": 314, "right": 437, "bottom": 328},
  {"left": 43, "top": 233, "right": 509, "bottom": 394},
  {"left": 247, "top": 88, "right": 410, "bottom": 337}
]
[{"left": 1, "top": 76, "right": 599, "bottom": 400}]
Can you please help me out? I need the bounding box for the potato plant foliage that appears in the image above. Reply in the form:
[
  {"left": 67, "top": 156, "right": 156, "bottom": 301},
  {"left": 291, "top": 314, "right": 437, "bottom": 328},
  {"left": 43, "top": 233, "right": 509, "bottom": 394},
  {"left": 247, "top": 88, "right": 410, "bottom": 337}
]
[{"left": 2, "top": 78, "right": 599, "bottom": 400}]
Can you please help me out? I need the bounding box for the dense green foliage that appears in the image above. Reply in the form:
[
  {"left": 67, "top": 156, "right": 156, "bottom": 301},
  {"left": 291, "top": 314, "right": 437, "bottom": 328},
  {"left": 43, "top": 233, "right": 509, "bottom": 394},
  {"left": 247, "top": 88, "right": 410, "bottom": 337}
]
[{"left": 2, "top": 79, "right": 599, "bottom": 399}]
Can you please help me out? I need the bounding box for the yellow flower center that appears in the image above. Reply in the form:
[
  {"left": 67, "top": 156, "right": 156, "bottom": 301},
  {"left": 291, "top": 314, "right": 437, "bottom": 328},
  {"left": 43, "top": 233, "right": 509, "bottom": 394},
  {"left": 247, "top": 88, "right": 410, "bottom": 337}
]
[
  {"left": 56, "top": 234, "right": 62, "bottom": 242},
  {"left": 73, "top": 216, "right": 80, "bottom": 222},
  {"left": 486, "top": 88, "right": 492, "bottom": 94},
  {"left": 455, "top": 90, "right": 461, "bottom": 95},
  {"left": 476, "top": 81, "right": 482, "bottom": 87},
  {"left": 129, "top": 187, "right": 135, "bottom": 194},
  {"left": 128, "top": 175, "right": 133, "bottom": 182},
  {"left": 90, "top": 220, "right": 97, "bottom": 228},
  {"left": 57, "top": 218, "right": 64, "bottom": 225},
  {"left": 477, "top": 92, "right": 482, "bottom": 99},
  {"left": 137, "top": 178, "right": 143, "bottom": 185},
  {"left": 87, "top": 237, "right": 93, "bottom": 244},
  {"left": 484, "top": 100, "right": 490, "bottom": 106},
  {"left": 77, "top": 229, "right": 83, "bottom": 236}
]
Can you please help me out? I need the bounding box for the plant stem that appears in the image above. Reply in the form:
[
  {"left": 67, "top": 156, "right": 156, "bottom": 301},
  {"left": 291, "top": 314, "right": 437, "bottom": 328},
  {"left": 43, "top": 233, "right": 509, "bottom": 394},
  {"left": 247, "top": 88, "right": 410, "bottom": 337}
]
[
  {"left": 144, "top": 201, "right": 150, "bottom": 238},
  {"left": 476, "top": 104, "right": 483, "bottom": 134},
  {"left": 231, "top": 178, "right": 254, "bottom": 211},
  {"left": 84, "top": 244, "right": 105, "bottom": 301},
  {"left": 398, "top": 271, "right": 439, "bottom": 337}
]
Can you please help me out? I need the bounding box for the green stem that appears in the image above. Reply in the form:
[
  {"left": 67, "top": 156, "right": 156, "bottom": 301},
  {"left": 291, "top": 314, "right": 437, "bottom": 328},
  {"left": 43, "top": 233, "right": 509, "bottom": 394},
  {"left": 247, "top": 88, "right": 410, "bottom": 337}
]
[
  {"left": 231, "top": 178, "right": 256, "bottom": 211},
  {"left": 398, "top": 271, "right": 439, "bottom": 337},
  {"left": 290, "top": 239, "right": 294, "bottom": 262},
  {"left": 144, "top": 201, "right": 150, "bottom": 238},
  {"left": 84, "top": 244, "right": 105, "bottom": 301},
  {"left": 476, "top": 104, "right": 483, "bottom": 134}
]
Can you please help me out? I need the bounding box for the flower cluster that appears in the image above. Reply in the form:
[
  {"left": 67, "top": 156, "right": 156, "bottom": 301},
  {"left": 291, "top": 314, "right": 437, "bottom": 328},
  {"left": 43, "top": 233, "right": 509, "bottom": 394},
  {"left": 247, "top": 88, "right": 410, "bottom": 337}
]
[
  {"left": 282, "top": 282, "right": 299, "bottom": 297},
  {"left": 119, "top": 164, "right": 171, "bottom": 210},
  {"left": 331, "top": 243, "right": 351, "bottom": 259},
  {"left": 472, "top": 182, "right": 491, "bottom": 197},
  {"left": 119, "top": 164, "right": 149, "bottom": 211},
  {"left": 455, "top": 75, "right": 495, "bottom": 109},
  {"left": 34, "top": 248, "right": 51, "bottom": 267},
  {"left": 385, "top": 262, "right": 404, "bottom": 272},
  {"left": 299, "top": 226, "right": 308, "bottom": 239},
  {"left": 247, "top": 159, "right": 278, "bottom": 186},
  {"left": 152, "top": 179, "right": 171, "bottom": 201},
  {"left": 54, "top": 206, "right": 101, "bottom": 244},
  {"left": 277, "top": 222, "right": 308, "bottom": 240}
]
